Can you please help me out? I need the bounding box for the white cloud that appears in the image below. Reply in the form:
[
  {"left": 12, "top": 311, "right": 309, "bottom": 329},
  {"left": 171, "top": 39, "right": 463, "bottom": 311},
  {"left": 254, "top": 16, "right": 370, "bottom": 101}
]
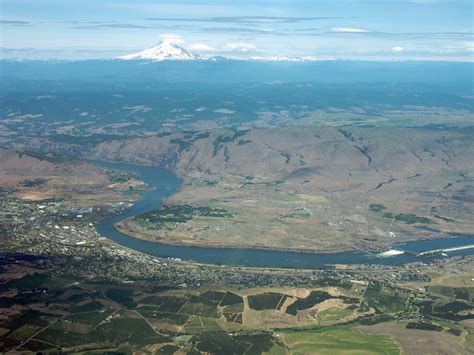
[
  {"left": 188, "top": 43, "right": 214, "bottom": 51},
  {"left": 159, "top": 33, "right": 185, "bottom": 44},
  {"left": 391, "top": 46, "right": 405, "bottom": 53},
  {"left": 462, "top": 43, "right": 474, "bottom": 52},
  {"left": 223, "top": 42, "right": 256, "bottom": 52},
  {"left": 330, "top": 27, "right": 369, "bottom": 33},
  {"left": 214, "top": 108, "right": 236, "bottom": 114}
]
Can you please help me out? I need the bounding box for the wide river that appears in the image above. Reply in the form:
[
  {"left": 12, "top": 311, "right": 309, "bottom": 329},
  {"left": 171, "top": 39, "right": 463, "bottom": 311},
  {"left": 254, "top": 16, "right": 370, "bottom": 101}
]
[{"left": 95, "top": 161, "right": 474, "bottom": 268}]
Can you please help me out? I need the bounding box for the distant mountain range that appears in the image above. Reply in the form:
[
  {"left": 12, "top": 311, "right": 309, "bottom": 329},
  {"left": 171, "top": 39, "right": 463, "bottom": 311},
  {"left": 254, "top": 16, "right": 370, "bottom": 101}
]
[{"left": 116, "top": 41, "right": 327, "bottom": 62}]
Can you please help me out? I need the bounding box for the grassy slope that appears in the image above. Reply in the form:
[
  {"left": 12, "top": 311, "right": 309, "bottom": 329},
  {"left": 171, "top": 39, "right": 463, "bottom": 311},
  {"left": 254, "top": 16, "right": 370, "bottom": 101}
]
[{"left": 279, "top": 326, "right": 400, "bottom": 355}]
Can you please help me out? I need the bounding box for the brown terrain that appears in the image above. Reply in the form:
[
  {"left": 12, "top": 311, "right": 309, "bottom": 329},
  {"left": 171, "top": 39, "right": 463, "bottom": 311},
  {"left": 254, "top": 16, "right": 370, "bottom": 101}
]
[
  {"left": 357, "top": 321, "right": 473, "bottom": 355},
  {"left": 22, "top": 126, "right": 474, "bottom": 252},
  {"left": 0, "top": 148, "right": 144, "bottom": 205}
]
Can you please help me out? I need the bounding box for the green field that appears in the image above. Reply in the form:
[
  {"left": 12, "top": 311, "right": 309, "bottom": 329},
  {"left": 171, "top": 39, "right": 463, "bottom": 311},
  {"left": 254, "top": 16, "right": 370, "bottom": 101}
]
[
  {"left": 280, "top": 326, "right": 400, "bottom": 355},
  {"left": 98, "top": 316, "right": 170, "bottom": 346},
  {"left": 317, "top": 307, "right": 353, "bottom": 323},
  {"left": 2, "top": 269, "right": 471, "bottom": 354},
  {"left": 428, "top": 286, "right": 474, "bottom": 302},
  {"left": 190, "top": 331, "right": 276, "bottom": 355},
  {"left": 364, "top": 283, "right": 409, "bottom": 313},
  {"left": 179, "top": 295, "right": 220, "bottom": 318},
  {"left": 65, "top": 310, "right": 115, "bottom": 326},
  {"left": 35, "top": 328, "right": 106, "bottom": 348},
  {"left": 140, "top": 295, "right": 188, "bottom": 312},
  {"left": 136, "top": 307, "right": 189, "bottom": 325},
  {"left": 184, "top": 316, "right": 223, "bottom": 334}
]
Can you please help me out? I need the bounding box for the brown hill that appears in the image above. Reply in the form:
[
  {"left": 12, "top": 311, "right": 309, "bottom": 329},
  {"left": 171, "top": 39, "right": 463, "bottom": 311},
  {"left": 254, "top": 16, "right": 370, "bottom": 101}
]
[
  {"left": 0, "top": 148, "right": 137, "bottom": 204},
  {"left": 86, "top": 126, "right": 474, "bottom": 252}
]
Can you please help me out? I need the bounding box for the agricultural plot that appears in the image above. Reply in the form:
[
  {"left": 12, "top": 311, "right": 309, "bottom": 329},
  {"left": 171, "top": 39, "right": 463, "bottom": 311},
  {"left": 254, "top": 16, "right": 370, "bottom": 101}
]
[
  {"left": 248, "top": 292, "right": 288, "bottom": 311},
  {"left": 3, "top": 274, "right": 471, "bottom": 354},
  {"left": 222, "top": 303, "right": 244, "bottom": 313},
  {"left": 358, "top": 321, "right": 473, "bottom": 355},
  {"left": 18, "top": 309, "right": 174, "bottom": 351},
  {"left": 406, "top": 322, "right": 442, "bottom": 331},
  {"left": 97, "top": 316, "right": 170, "bottom": 346},
  {"left": 183, "top": 316, "right": 206, "bottom": 333},
  {"left": 5, "top": 325, "right": 41, "bottom": 342},
  {"left": 430, "top": 300, "right": 474, "bottom": 321},
  {"left": 55, "top": 289, "right": 92, "bottom": 303},
  {"left": 179, "top": 295, "right": 220, "bottom": 318},
  {"left": 4, "top": 273, "right": 49, "bottom": 290},
  {"left": 68, "top": 300, "right": 105, "bottom": 313},
  {"left": 21, "top": 340, "right": 56, "bottom": 352},
  {"left": 156, "top": 344, "right": 181, "bottom": 354},
  {"left": 363, "top": 283, "right": 410, "bottom": 314},
  {"left": 65, "top": 309, "right": 115, "bottom": 326},
  {"left": 428, "top": 286, "right": 474, "bottom": 302},
  {"left": 190, "top": 331, "right": 276, "bottom": 355},
  {"left": 4, "top": 310, "right": 51, "bottom": 330},
  {"left": 222, "top": 312, "right": 243, "bottom": 324},
  {"left": 184, "top": 316, "right": 223, "bottom": 334},
  {"left": 219, "top": 291, "right": 244, "bottom": 306},
  {"left": 317, "top": 307, "right": 354, "bottom": 323},
  {"left": 105, "top": 288, "right": 136, "bottom": 308},
  {"left": 221, "top": 303, "right": 244, "bottom": 324},
  {"left": 201, "top": 290, "right": 226, "bottom": 302},
  {"left": 135, "top": 307, "right": 189, "bottom": 325},
  {"left": 192, "top": 331, "right": 248, "bottom": 354},
  {"left": 233, "top": 332, "right": 278, "bottom": 354},
  {"left": 49, "top": 319, "right": 93, "bottom": 335},
  {"left": 35, "top": 328, "right": 107, "bottom": 349},
  {"left": 286, "top": 291, "right": 333, "bottom": 316},
  {"left": 403, "top": 296, "right": 474, "bottom": 325},
  {"left": 280, "top": 325, "right": 400, "bottom": 355},
  {"left": 201, "top": 317, "right": 224, "bottom": 332},
  {"left": 435, "top": 300, "right": 473, "bottom": 314},
  {"left": 140, "top": 295, "right": 188, "bottom": 312}
]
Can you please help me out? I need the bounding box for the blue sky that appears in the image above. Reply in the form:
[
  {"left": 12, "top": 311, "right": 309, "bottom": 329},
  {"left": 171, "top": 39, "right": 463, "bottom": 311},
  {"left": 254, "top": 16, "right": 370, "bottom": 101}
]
[{"left": 1, "top": 0, "right": 473, "bottom": 60}]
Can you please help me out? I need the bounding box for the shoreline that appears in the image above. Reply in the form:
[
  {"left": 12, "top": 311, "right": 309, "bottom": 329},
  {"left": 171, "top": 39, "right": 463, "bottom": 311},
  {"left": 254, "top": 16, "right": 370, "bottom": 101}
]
[
  {"left": 114, "top": 219, "right": 474, "bottom": 257},
  {"left": 91, "top": 158, "right": 474, "bottom": 266}
]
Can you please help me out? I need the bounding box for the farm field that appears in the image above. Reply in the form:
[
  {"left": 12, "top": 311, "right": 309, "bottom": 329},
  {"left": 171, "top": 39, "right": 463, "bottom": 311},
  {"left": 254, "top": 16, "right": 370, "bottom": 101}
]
[
  {"left": 2, "top": 263, "right": 474, "bottom": 354},
  {"left": 279, "top": 325, "right": 400, "bottom": 355}
]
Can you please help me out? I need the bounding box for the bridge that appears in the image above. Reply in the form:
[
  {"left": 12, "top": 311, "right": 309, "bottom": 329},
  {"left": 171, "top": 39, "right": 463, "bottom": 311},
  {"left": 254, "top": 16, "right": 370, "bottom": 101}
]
[{"left": 417, "top": 244, "right": 474, "bottom": 257}]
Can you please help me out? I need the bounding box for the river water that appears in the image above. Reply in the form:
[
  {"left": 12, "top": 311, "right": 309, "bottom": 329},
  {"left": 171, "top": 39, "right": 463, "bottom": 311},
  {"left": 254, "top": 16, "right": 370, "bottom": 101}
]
[{"left": 95, "top": 161, "right": 473, "bottom": 268}]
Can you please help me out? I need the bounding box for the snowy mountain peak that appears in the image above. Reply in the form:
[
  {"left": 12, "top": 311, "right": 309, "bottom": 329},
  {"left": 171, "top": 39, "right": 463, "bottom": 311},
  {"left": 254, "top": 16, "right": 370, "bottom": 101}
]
[
  {"left": 116, "top": 41, "right": 331, "bottom": 62},
  {"left": 117, "top": 41, "right": 196, "bottom": 61}
]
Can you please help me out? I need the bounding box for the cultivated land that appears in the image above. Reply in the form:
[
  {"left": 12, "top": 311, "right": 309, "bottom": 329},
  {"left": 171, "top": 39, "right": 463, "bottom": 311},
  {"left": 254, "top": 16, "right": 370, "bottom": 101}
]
[
  {"left": 92, "top": 126, "right": 474, "bottom": 253},
  {"left": 357, "top": 322, "right": 471, "bottom": 355},
  {"left": 2, "top": 256, "right": 474, "bottom": 354}
]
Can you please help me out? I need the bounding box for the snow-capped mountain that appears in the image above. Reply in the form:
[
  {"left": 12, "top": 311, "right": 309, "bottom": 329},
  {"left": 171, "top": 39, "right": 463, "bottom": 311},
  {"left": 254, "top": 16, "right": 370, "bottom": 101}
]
[
  {"left": 116, "top": 41, "right": 330, "bottom": 62},
  {"left": 117, "top": 41, "right": 197, "bottom": 61}
]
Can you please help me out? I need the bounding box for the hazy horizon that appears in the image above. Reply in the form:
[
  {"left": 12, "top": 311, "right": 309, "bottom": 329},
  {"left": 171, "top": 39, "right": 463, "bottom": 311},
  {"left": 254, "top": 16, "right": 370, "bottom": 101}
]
[{"left": 1, "top": 0, "right": 473, "bottom": 61}]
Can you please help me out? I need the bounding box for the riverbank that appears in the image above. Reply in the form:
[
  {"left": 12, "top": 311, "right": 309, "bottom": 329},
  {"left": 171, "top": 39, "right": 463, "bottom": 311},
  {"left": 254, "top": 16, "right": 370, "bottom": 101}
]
[
  {"left": 93, "top": 160, "right": 474, "bottom": 268},
  {"left": 114, "top": 219, "right": 362, "bottom": 255}
]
